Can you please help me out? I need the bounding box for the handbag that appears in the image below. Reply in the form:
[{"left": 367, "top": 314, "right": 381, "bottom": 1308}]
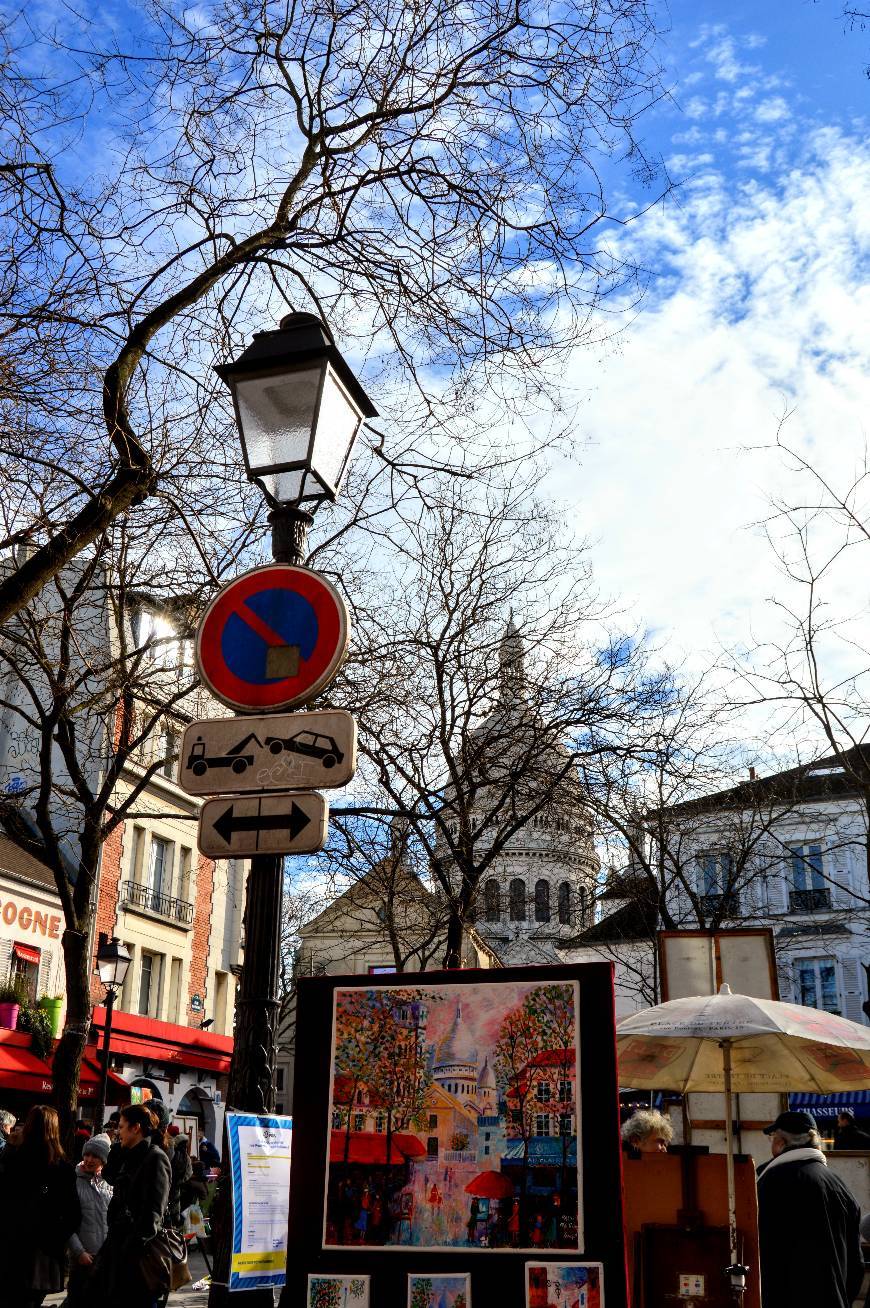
[{"left": 139, "top": 1223, "right": 191, "bottom": 1294}]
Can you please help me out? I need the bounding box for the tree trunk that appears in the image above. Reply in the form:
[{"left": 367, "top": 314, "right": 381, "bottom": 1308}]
[
  {"left": 53, "top": 926, "right": 91, "bottom": 1149},
  {"left": 443, "top": 908, "right": 463, "bottom": 970}
]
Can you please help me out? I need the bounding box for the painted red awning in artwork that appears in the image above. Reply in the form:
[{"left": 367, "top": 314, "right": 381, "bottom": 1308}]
[{"left": 329, "top": 1129, "right": 428, "bottom": 1165}]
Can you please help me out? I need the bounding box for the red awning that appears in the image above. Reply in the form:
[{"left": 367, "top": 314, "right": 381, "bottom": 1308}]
[
  {"left": 329, "top": 1129, "right": 428, "bottom": 1165},
  {"left": 12, "top": 943, "right": 41, "bottom": 965},
  {"left": 0, "top": 1031, "right": 126, "bottom": 1102},
  {"left": 91, "top": 1006, "right": 233, "bottom": 1076}
]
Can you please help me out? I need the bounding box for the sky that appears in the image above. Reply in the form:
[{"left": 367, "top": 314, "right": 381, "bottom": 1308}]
[{"left": 553, "top": 2, "right": 870, "bottom": 699}]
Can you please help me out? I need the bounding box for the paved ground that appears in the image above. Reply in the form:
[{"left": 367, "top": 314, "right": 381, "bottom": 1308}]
[{"left": 43, "top": 1245, "right": 256, "bottom": 1307}]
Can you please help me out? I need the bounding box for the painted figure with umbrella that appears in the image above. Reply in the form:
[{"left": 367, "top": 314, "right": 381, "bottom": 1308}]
[
  {"left": 617, "top": 984, "right": 870, "bottom": 1296},
  {"left": 464, "top": 1169, "right": 514, "bottom": 1246}
]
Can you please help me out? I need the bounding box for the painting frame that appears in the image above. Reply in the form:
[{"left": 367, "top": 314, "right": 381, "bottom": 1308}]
[
  {"left": 525, "top": 1260, "right": 605, "bottom": 1308},
  {"left": 306, "top": 1272, "right": 371, "bottom": 1307},
  {"left": 407, "top": 1271, "right": 472, "bottom": 1307}
]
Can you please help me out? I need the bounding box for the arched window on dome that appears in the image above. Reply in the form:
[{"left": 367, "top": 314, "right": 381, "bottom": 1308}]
[
  {"left": 577, "top": 885, "right": 588, "bottom": 923},
  {"left": 535, "top": 879, "right": 550, "bottom": 923},
  {"left": 558, "top": 882, "right": 572, "bottom": 925},
  {"left": 509, "top": 879, "right": 525, "bottom": 921},
  {"left": 484, "top": 879, "right": 501, "bottom": 922}
]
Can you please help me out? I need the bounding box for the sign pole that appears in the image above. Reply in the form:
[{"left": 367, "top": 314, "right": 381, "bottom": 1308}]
[{"left": 209, "top": 516, "right": 308, "bottom": 1308}]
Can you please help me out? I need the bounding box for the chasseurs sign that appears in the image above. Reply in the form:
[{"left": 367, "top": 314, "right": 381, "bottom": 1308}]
[
  {"left": 197, "top": 792, "right": 329, "bottom": 858},
  {"left": 179, "top": 711, "right": 356, "bottom": 797}
]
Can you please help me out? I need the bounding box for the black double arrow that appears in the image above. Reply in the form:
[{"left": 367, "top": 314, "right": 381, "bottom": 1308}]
[{"left": 211, "top": 800, "right": 311, "bottom": 846}]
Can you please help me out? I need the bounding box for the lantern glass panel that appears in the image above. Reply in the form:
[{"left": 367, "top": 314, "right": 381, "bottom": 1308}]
[
  {"left": 97, "top": 942, "right": 131, "bottom": 989},
  {"left": 312, "top": 366, "right": 364, "bottom": 495},
  {"left": 234, "top": 365, "right": 322, "bottom": 498}
]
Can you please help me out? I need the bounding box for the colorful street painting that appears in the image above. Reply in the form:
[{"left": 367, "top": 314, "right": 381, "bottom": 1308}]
[
  {"left": 307, "top": 1273, "right": 370, "bottom": 1308},
  {"left": 408, "top": 1271, "right": 472, "bottom": 1308},
  {"left": 526, "top": 1261, "right": 603, "bottom": 1308},
  {"left": 323, "top": 979, "right": 581, "bottom": 1251}
]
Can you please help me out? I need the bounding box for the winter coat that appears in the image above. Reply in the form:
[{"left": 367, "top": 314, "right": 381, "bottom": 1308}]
[
  {"left": 757, "top": 1145, "right": 863, "bottom": 1308},
  {"left": 95, "top": 1139, "right": 171, "bottom": 1306},
  {"left": 0, "top": 1145, "right": 80, "bottom": 1294},
  {"left": 167, "top": 1137, "right": 193, "bottom": 1227},
  {"left": 68, "top": 1161, "right": 112, "bottom": 1258}
]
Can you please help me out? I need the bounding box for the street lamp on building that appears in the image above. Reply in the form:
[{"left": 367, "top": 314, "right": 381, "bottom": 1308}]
[
  {"left": 209, "top": 315, "right": 375, "bottom": 1308},
  {"left": 93, "top": 936, "right": 131, "bottom": 1131}
]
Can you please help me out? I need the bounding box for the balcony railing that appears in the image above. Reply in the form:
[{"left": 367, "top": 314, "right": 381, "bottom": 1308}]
[
  {"left": 700, "top": 892, "right": 740, "bottom": 919},
  {"left": 120, "top": 880, "right": 194, "bottom": 926},
  {"left": 789, "top": 887, "right": 832, "bottom": 913}
]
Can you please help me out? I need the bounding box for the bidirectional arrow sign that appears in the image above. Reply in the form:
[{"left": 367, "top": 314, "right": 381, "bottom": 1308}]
[
  {"left": 179, "top": 711, "right": 357, "bottom": 797},
  {"left": 197, "top": 793, "right": 329, "bottom": 858}
]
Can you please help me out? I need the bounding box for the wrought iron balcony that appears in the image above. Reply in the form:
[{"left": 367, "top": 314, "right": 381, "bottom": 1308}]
[
  {"left": 699, "top": 892, "right": 740, "bottom": 919},
  {"left": 789, "top": 887, "right": 832, "bottom": 912},
  {"left": 120, "top": 879, "right": 194, "bottom": 926}
]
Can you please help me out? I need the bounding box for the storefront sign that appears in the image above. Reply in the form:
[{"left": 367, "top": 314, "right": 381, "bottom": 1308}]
[
  {"left": 0, "top": 893, "right": 61, "bottom": 939},
  {"left": 227, "top": 1111, "right": 293, "bottom": 1292}
]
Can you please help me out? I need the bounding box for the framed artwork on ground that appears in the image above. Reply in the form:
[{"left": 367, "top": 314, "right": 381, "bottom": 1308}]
[
  {"left": 525, "top": 1261, "right": 604, "bottom": 1308},
  {"left": 407, "top": 1271, "right": 472, "bottom": 1307},
  {"left": 306, "top": 1272, "right": 370, "bottom": 1307}
]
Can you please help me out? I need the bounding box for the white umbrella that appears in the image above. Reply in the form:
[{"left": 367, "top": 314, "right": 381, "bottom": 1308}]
[{"left": 616, "top": 985, "right": 870, "bottom": 1272}]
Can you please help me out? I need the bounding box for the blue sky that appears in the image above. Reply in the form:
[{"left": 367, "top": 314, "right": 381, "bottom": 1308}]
[{"left": 548, "top": 2, "right": 870, "bottom": 714}]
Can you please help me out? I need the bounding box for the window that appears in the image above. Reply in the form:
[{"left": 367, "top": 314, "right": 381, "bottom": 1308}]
[
  {"left": 559, "top": 1114, "right": 573, "bottom": 1136},
  {"left": 534, "top": 1114, "right": 551, "bottom": 1137},
  {"left": 484, "top": 879, "right": 501, "bottom": 922},
  {"left": 558, "top": 882, "right": 572, "bottom": 925},
  {"left": 509, "top": 879, "right": 526, "bottom": 921},
  {"left": 558, "top": 1079, "right": 571, "bottom": 1103},
  {"left": 790, "top": 844, "right": 825, "bottom": 891},
  {"left": 332, "top": 1111, "right": 342, "bottom": 1130},
  {"left": 375, "top": 1115, "right": 385, "bottom": 1133},
  {"left": 427, "top": 1137, "right": 439, "bottom": 1157},
  {"left": 148, "top": 837, "right": 171, "bottom": 899},
  {"left": 535, "top": 880, "right": 551, "bottom": 923},
  {"left": 428, "top": 1114, "right": 438, "bottom": 1130},
  {"left": 697, "top": 851, "right": 733, "bottom": 896},
  {"left": 138, "top": 952, "right": 155, "bottom": 1016},
  {"left": 536, "top": 1081, "right": 551, "bottom": 1102},
  {"left": 353, "top": 1113, "right": 365, "bottom": 1131},
  {"left": 797, "top": 958, "right": 840, "bottom": 1016}
]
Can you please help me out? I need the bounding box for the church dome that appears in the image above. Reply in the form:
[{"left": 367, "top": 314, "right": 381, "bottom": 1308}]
[
  {"left": 477, "top": 1055, "right": 496, "bottom": 1090},
  {"left": 435, "top": 1001, "right": 478, "bottom": 1069}
]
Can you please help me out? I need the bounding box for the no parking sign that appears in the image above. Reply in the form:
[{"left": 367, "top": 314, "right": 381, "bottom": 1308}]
[{"left": 195, "top": 564, "right": 350, "bottom": 712}]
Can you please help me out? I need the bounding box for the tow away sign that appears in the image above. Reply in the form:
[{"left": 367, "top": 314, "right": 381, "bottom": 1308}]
[
  {"left": 179, "top": 711, "right": 356, "bottom": 796},
  {"left": 197, "top": 793, "right": 328, "bottom": 858}
]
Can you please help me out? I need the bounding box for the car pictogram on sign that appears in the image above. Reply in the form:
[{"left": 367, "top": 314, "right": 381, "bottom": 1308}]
[{"left": 264, "top": 730, "right": 344, "bottom": 769}]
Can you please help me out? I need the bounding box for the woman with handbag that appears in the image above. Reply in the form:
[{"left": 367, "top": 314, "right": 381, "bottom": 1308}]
[
  {"left": 0, "top": 1103, "right": 80, "bottom": 1308},
  {"left": 95, "top": 1103, "right": 172, "bottom": 1308}
]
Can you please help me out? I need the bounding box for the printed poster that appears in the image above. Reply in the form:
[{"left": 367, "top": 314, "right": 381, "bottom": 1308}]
[
  {"left": 323, "top": 979, "right": 581, "bottom": 1251},
  {"left": 227, "top": 1111, "right": 293, "bottom": 1291}
]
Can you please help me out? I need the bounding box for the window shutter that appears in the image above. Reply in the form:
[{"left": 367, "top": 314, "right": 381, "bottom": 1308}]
[
  {"left": 37, "top": 950, "right": 51, "bottom": 999},
  {"left": 829, "top": 844, "right": 852, "bottom": 909},
  {"left": 0, "top": 939, "right": 11, "bottom": 985},
  {"left": 840, "top": 958, "right": 865, "bottom": 1024},
  {"left": 765, "top": 871, "right": 788, "bottom": 915}
]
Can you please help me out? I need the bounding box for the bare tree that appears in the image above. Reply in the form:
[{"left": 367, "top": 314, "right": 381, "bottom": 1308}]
[{"left": 0, "top": 0, "right": 668, "bottom": 621}]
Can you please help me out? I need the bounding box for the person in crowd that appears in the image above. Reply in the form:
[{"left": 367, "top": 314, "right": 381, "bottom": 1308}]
[
  {"left": 168, "top": 1132, "right": 193, "bottom": 1229},
  {"left": 181, "top": 1157, "right": 210, "bottom": 1214},
  {"left": 833, "top": 1109, "right": 870, "bottom": 1150},
  {"left": 199, "top": 1135, "right": 221, "bottom": 1170},
  {"left": 64, "top": 1133, "right": 112, "bottom": 1307},
  {"left": 95, "top": 1103, "right": 171, "bottom": 1308},
  {"left": 0, "top": 1108, "right": 15, "bottom": 1149},
  {"left": 0, "top": 1103, "right": 80, "bottom": 1308},
  {"left": 621, "top": 1108, "right": 674, "bottom": 1155},
  {"left": 757, "top": 1109, "right": 863, "bottom": 1308}
]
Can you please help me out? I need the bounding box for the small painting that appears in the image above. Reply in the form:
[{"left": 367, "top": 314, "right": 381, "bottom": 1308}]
[
  {"left": 525, "top": 1262, "right": 603, "bottom": 1308},
  {"left": 408, "top": 1272, "right": 472, "bottom": 1308},
  {"left": 307, "top": 1273, "right": 370, "bottom": 1307},
  {"left": 324, "top": 979, "right": 581, "bottom": 1251}
]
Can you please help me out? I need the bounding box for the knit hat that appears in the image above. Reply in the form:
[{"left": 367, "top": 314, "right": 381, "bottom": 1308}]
[
  {"left": 83, "top": 1132, "right": 111, "bottom": 1163},
  {"left": 149, "top": 1101, "right": 172, "bottom": 1129},
  {"left": 167, "top": 1124, "right": 181, "bottom": 1137}
]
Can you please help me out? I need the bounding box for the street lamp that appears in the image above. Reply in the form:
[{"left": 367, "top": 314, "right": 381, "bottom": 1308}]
[
  {"left": 209, "top": 315, "right": 374, "bottom": 1308},
  {"left": 216, "top": 312, "right": 377, "bottom": 566},
  {"left": 93, "top": 936, "right": 131, "bottom": 1131}
]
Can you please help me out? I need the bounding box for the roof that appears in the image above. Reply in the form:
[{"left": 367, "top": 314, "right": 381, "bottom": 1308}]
[
  {"left": 328, "top": 1129, "right": 427, "bottom": 1164},
  {"left": 92, "top": 1005, "right": 233, "bottom": 1075},
  {"left": 0, "top": 836, "right": 59, "bottom": 896}
]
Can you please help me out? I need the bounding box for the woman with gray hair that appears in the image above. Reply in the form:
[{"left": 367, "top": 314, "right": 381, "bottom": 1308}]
[
  {"left": 0, "top": 1109, "right": 15, "bottom": 1148},
  {"left": 621, "top": 1108, "right": 673, "bottom": 1154}
]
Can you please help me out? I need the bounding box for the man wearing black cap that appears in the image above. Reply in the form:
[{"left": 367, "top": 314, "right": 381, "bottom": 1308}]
[{"left": 757, "top": 1109, "right": 863, "bottom": 1308}]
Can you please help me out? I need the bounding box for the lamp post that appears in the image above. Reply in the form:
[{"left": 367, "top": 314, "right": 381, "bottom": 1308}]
[
  {"left": 208, "top": 315, "right": 375, "bottom": 1308},
  {"left": 93, "top": 936, "right": 131, "bottom": 1131}
]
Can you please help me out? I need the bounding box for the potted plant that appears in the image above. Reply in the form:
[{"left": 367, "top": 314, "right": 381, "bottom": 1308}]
[
  {"left": 16, "top": 1002, "right": 53, "bottom": 1060},
  {"left": 38, "top": 994, "right": 64, "bottom": 1038},
  {"left": 0, "top": 979, "right": 27, "bottom": 1031}
]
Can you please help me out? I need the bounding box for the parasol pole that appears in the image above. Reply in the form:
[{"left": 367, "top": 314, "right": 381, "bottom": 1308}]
[{"left": 721, "top": 1038, "right": 738, "bottom": 1268}]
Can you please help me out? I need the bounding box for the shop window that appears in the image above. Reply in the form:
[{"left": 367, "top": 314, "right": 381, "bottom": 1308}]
[{"left": 11, "top": 943, "right": 40, "bottom": 1002}]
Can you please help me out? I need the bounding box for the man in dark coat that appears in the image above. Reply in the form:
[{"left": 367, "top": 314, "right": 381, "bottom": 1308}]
[
  {"left": 96, "top": 1104, "right": 171, "bottom": 1308},
  {"left": 757, "top": 1109, "right": 863, "bottom": 1308}
]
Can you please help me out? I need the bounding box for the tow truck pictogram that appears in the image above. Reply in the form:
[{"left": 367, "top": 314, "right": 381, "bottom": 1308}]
[{"left": 186, "top": 731, "right": 263, "bottom": 777}]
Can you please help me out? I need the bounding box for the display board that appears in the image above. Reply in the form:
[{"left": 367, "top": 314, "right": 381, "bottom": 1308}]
[
  {"left": 226, "top": 1111, "right": 293, "bottom": 1292},
  {"left": 281, "top": 963, "right": 626, "bottom": 1308}
]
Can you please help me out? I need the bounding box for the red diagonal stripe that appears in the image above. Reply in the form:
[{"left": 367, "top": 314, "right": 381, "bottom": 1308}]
[{"left": 237, "top": 600, "right": 287, "bottom": 648}]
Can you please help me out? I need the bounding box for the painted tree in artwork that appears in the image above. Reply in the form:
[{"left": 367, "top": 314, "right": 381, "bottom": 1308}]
[
  {"left": 522, "top": 984, "right": 576, "bottom": 1203},
  {"left": 332, "top": 989, "right": 401, "bottom": 1162},
  {"left": 308, "top": 1278, "right": 342, "bottom": 1308},
  {"left": 364, "top": 989, "right": 434, "bottom": 1166},
  {"left": 410, "top": 1277, "right": 433, "bottom": 1308}
]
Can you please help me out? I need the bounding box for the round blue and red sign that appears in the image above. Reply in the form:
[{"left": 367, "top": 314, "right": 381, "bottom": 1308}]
[{"left": 195, "top": 564, "right": 350, "bottom": 712}]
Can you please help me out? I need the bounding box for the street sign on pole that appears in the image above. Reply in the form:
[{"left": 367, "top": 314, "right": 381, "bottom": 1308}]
[
  {"left": 179, "top": 711, "right": 356, "bottom": 796},
  {"left": 197, "top": 792, "right": 328, "bottom": 859},
  {"left": 195, "top": 564, "right": 350, "bottom": 713}
]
